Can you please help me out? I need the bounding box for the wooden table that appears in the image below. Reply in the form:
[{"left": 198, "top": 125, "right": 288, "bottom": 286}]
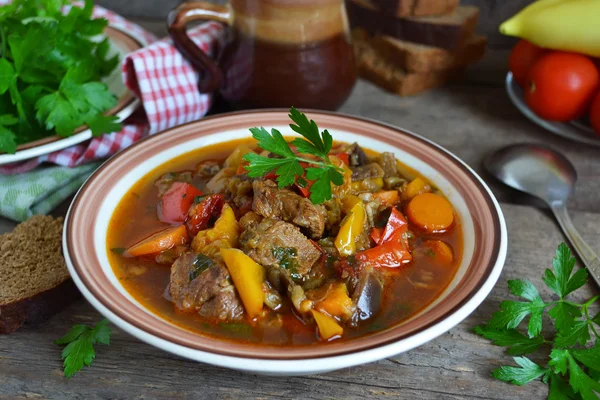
[{"left": 2, "top": 22, "right": 600, "bottom": 400}]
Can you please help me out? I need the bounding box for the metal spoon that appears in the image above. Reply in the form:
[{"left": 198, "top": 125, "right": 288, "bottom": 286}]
[{"left": 484, "top": 143, "right": 600, "bottom": 288}]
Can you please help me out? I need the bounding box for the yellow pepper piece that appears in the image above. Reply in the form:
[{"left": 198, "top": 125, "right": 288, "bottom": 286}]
[
  {"left": 404, "top": 177, "right": 430, "bottom": 200},
  {"left": 220, "top": 248, "right": 265, "bottom": 319},
  {"left": 334, "top": 201, "right": 365, "bottom": 256},
  {"left": 224, "top": 144, "right": 255, "bottom": 168},
  {"left": 315, "top": 283, "right": 354, "bottom": 320},
  {"left": 191, "top": 204, "right": 239, "bottom": 257},
  {"left": 330, "top": 155, "right": 353, "bottom": 199},
  {"left": 311, "top": 309, "right": 343, "bottom": 340},
  {"left": 342, "top": 194, "right": 362, "bottom": 213}
]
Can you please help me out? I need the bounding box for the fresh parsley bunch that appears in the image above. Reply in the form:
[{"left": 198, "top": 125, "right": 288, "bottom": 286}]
[
  {"left": 476, "top": 243, "right": 600, "bottom": 399},
  {"left": 243, "top": 107, "right": 345, "bottom": 204},
  {"left": 0, "top": 0, "right": 122, "bottom": 154}
]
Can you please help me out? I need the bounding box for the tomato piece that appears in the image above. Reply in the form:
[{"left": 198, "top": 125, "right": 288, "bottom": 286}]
[
  {"left": 158, "top": 182, "right": 203, "bottom": 224},
  {"left": 185, "top": 194, "right": 225, "bottom": 236},
  {"left": 590, "top": 91, "right": 600, "bottom": 136},
  {"left": 525, "top": 52, "right": 600, "bottom": 121},
  {"left": 336, "top": 152, "right": 350, "bottom": 166},
  {"left": 355, "top": 241, "right": 412, "bottom": 268},
  {"left": 509, "top": 40, "right": 547, "bottom": 88}
]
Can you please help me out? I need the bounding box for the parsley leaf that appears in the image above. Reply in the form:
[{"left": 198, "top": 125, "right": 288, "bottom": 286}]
[
  {"left": 55, "top": 319, "right": 111, "bottom": 378},
  {"left": 476, "top": 243, "right": 600, "bottom": 399},
  {"left": 243, "top": 107, "right": 344, "bottom": 204},
  {"left": 474, "top": 326, "right": 545, "bottom": 355},
  {"left": 487, "top": 279, "right": 547, "bottom": 338},
  {"left": 491, "top": 357, "right": 549, "bottom": 386},
  {"left": 0, "top": 114, "right": 18, "bottom": 154},
  {"left": 543, "top": 243, "right": 587, "bottom": 299}
]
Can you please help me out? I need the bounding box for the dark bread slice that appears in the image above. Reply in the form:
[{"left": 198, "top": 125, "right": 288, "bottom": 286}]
[
  {"left": 371, "top": 33, "right": 488, "bottom": 72},
  {"left": 354, "top": 36, "right": 464, "bottom": 96},
  {"left": 0, "top": 216, "right": 80, "bottom": 334},
  {"left": 347, "top": 0, "right": 479, "bottom": 50},
  {"left": 371, "top": 0, "right": 460, "bottom": 17}
]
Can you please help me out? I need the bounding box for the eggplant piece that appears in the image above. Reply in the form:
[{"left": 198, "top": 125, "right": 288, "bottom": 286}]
[
  {"left": 349, "top": 143, "right": 369, "bottom": 167},
  {"left": 351, "top": 268, "right": 384, "bottom": 325}
]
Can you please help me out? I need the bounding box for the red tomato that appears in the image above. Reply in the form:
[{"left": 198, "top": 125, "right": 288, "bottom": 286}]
[
  {"left": 590, "top": 91, "right": 600, "bottom": 135},
  {"left": 509, "top": 40, "right": 547, "bottom": 87},
  {"left": 525, "top": 52, "right": 600, "bottom": 122}
]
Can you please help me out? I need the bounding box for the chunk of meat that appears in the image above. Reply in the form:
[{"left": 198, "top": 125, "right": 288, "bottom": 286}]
[
  {"left": 351, "top": 163, "right": 384, "bottom": 181},
  {"left": 196, "top": 160, "right": 221, "bottom": 178},
  {"left": 348, "top": 142, "right": 369, "bottom": 167},
  {"left": 239, "top": 218, "right": 321, "bottom": 277},
  {"left": 169, "top": 252, "right": 244, "bottom": 321},
  {"left": 379, "top": 152, "right": 400, "bottom": 179},
  {"left": 252, "top": 180, "right": 327, "bottom": 239},
  {"left": 239, "top": 211, "right": 262, "bottom": 230}
]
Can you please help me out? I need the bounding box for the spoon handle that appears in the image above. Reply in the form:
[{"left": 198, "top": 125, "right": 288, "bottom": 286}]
[{"left": 551, "top": 203, "right": 600, "bottom": 289}]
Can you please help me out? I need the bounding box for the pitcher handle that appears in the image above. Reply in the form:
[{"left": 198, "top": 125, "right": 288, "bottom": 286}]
[{"left": 167, "top": 2, "right": 231, "bottom": 93}]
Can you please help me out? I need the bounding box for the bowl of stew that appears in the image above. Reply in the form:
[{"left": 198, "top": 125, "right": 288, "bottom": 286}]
[{"left": 63, "top": 109, "right": 507, "bottom": 375}]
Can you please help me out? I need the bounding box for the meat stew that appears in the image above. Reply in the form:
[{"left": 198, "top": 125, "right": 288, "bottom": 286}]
[{"left": 107, "top": 115, "right": 462, "bottom": 346}]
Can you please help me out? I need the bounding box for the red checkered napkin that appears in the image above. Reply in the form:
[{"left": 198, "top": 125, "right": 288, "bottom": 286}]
[{"left": 0, "top": 5, "right": 224, "bottom": 174}]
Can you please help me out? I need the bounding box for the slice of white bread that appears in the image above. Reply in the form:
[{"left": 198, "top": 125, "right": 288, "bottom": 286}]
[{"left": 0, "top": 216, "right": 79, "bottom": 334}]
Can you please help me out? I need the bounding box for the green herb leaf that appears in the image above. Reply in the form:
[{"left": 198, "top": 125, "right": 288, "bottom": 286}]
[
  {"left": 566, "top": 353, "right": 600, "bottom": 400},
  {"left": 490, "top": 357, "right": 549, "bottom": 386},
  {"left": 243, "top": 108, "right": 344, "bottom": 204},
  {"left": 548, "top": 373, "right": 576, "bottom": 400},
  {"left": 85, "top": 114, "right": 121, "bottom": 137},
  {"left": 543, "top": 243, "right": 587, "bottom": 299},
  {"left": 554, "top": 321, "right": 591, "bottom": 348},
  {"left": 0, "top": 58, "right": 16, "bottom": 94},
  {"left": 474, "top": 325, "right": 544, "bottom": 355},
  {"left": 55, "top": 319, "right": 111, "bottom": 378},
  {"left": 548, "top": 302, "right": 582, "bottom": 333},
  {"left": 570, "top": 346, "right": 600, "bottom": 373}
]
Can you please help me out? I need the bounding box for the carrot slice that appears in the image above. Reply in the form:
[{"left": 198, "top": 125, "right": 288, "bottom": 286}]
[
  {"left": 423, "top": 240, "right": 454, "bottom": 266},
  {"left": 126, "top": 225, "right": 189, "bottom": 256},
  {"left": 405, "top": 193, "right": 454, "bottom": 233}
]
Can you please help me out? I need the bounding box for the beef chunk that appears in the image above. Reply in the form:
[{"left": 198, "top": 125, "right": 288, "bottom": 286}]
[
  {"left": 239, "top": 218, "right": 321, "bottom": 277},
  {"left": 351, "top": 163, "right": 384, "bottom": 181},
  {"left": 252, "top": 180, "right": 327, "bottom": 239},
  {"left": 169, "top": 252, "right": 244, "bottom": 321},
  {"left": 379, "top": 152, "right": 400, "bottom": 179}
]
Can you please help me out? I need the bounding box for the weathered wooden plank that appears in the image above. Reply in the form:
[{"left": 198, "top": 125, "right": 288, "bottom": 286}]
[{"left": 1, "top": 203, "right": 597, "bottom": 399}]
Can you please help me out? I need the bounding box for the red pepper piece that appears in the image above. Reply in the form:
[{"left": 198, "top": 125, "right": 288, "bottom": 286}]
[
  {"left": 355, "top": 241, "right": 412, "bottom": 268},
  {"left": 158, "top": 182, "right": 203, "bottom": 224}
]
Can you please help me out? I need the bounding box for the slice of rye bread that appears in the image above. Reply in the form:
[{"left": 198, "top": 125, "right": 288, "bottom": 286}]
[
  {"left": 346, "top": 0, "right": 479, "bottom": 50},
  {"left": 371, "top": 33, "right": 488, "bottom": 72},
  {"left": 0, "top": 216, "right": 80, "bottom": 334},
  {"left": 371, "top": 0, "right": 460, "bottom": 17},
  {"left": 354, "top": 37, "right": 465, "bottom": 96}
]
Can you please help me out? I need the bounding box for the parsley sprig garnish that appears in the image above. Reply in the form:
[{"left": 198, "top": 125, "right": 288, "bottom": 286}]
[
  {"left": 475, "top": 243, "right": 600, "bottom": 399},
  {"left": 243, "top": 107, "right": 345, "bottom": 204},
  {"left": 0, "top": 0, "right": 121, "bottom": 154},
  {"left": 55, "top": 319, "right": 111, "bottom": 378}
]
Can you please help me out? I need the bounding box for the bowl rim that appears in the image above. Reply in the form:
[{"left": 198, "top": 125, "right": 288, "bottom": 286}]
[{"left": 63, "top": 109, "right": 507, "bottom": 374}]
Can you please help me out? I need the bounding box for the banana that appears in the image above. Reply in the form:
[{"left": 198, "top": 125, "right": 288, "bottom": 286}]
[{"left": 500, "top": 0, "right": 600, "bottom": 57}]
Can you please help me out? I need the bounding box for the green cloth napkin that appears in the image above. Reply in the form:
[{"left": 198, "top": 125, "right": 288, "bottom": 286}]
[{"left": 0, "top": 162, "right": 101, "bottom": 222}]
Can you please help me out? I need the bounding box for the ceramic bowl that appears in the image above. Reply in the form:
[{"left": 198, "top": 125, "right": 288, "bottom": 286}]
[{"left": 63, "top": 110, "right": 507, "bottom": 375}]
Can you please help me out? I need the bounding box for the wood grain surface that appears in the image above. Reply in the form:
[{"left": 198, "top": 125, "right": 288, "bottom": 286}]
[{"left": 2, "top": 14, "right": 600, "bottom": 400}]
